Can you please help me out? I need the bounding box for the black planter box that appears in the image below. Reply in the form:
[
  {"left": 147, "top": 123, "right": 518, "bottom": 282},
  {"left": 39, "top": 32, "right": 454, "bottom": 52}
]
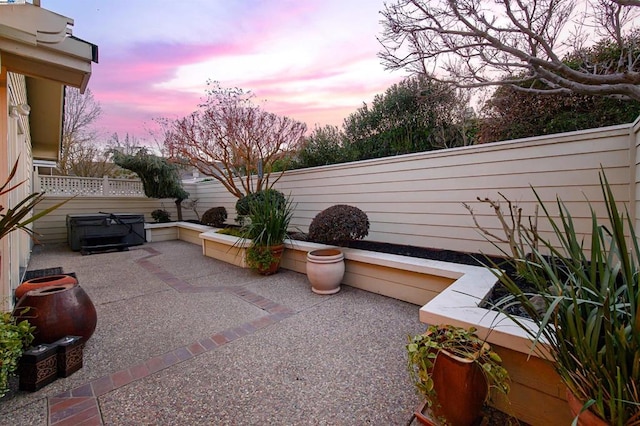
[
  {"left": 19, "top": 344, "right": 58, "bottom": 391},
  {"left": 52, "top": 336, "right": 84, "bottom": 378}
]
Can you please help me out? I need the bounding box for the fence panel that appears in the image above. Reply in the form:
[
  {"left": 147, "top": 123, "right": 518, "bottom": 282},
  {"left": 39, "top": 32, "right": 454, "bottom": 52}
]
[{"left": 40, "top": 176, "right": 145, "bottom": 197}]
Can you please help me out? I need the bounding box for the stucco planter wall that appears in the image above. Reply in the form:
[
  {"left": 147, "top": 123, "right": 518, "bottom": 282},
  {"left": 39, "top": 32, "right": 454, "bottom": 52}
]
[{"left": 145, "top": 222, "right": 213, "bottom": 244}]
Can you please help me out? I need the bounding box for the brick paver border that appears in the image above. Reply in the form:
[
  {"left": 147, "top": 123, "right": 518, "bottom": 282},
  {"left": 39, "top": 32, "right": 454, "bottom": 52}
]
[{"left": 48, "top": 247, "right": 295, "bottom": 425}]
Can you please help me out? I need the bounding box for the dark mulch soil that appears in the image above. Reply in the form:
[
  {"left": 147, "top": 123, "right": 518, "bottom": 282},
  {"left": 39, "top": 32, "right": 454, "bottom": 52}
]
[{"left": 336, "top": 239, "right": 537, "bottom": 317}]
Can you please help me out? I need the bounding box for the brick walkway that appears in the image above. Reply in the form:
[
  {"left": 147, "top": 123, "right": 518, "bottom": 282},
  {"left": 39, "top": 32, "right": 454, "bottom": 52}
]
[{"left": 48, "top": 247, "right": 294, "bottom": 425}]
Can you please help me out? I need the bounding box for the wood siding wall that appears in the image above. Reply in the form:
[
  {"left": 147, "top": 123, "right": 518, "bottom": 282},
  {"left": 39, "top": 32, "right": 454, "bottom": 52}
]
[
  {"left": 33, "top": 197, "right": 181, "bottom": 244},
  {"left": 2, "top": 71, "right": 33, "bottom": 308},
  {"left": 35, "top": 122, "right": 639, "bottom": 256}
]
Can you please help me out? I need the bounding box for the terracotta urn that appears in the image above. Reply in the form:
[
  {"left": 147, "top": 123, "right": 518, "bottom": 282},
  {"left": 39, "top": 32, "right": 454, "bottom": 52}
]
[
  {"left": 13, "top": 283, "right": 97, "bottom": 345},
  {"left": 15, "top": 274, "right": 78, "bottom": 300},
  {"left": 414, "top": 347, "right": 488, "bottom": 426},
  {"left": 306, "top": 249, "right": 345, "bottom": 294}
]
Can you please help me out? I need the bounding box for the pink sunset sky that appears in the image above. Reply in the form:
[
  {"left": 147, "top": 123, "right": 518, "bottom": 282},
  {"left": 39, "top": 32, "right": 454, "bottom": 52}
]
[{"left": 44, "top": 0, "right": 408, "bottom": 143}]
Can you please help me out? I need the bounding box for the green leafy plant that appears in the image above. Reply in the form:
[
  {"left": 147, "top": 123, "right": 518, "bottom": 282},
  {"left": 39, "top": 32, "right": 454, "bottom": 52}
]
[
  {"left": 0, "top": 308, "right": 34, "bottom": 398},
  {"left": 235, "top": 189, "right": 285, "bottom": 221},
  {"left": 407, "top": 324, "right": 510, "bottom": 411},
  {"left": 201, "top": 206, "right": 227, "bottom": 227},
  {"left": 487, "top": 171, "right": 640, "bottom": 425},
  {"left": 150, "top": 209, "right": 171, "bottom": 223},
  {"left": 216, "top": 227, "right": 243, "bottom": 237},
  {"left": 237, "top": 190, "right": 294, "bottom": 272},
  {"left": 307, "top": 204, "right": 369, "bottom": 244},
  {"left": 1, "top": 157, "right": 72, "bottom": 241}
]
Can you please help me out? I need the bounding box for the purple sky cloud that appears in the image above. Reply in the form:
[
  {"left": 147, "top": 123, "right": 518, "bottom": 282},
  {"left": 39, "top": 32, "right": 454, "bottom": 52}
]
[{"left": 43, "top": 0, "right": 406, "bottom": 142}]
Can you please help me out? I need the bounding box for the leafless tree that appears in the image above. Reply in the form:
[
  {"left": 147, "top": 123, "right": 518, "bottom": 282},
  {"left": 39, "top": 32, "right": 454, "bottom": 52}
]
[
  {"left": 379, "top": 0, "right": 640, "bottom": 100},
  {"left": 161, "top": 82, "right": 307, "bottom": 199},
  {"left": 58, "top": 87, "right": 105, "bottom": 176}
]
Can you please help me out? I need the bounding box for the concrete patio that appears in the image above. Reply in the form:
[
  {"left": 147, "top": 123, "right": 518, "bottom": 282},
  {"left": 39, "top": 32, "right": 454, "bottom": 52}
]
[{"left": 0, "top": 240, "right": 426, "bottom": 425}]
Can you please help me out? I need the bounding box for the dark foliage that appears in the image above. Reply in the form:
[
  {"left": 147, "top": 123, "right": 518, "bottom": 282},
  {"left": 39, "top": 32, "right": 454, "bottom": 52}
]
[
  {"left": 480, "top": 87, "right": 640, "bottom": 143},
  {"left": 290, "top": 125, "right": 350, "bottom": 169},
  {"left": 480, "top": 32, "right": 640, "bottom": 143},
  {"left": 112, "top": 149, "right": 189, "bottom": 220},
  {"left": 235, "top": 189, "right": 285, "bottom": 217},
  {"left": 151, "top": 209, "right": 171, "bottom": 223},
  {"left": 308, "top": 205, "right": 369, "bottom": 243},
  {"left": 201, "top": 206, "right": 228, "bottom": 227},
  {"left": 342, "top": 75, "right": 473, "bottom": 161}
]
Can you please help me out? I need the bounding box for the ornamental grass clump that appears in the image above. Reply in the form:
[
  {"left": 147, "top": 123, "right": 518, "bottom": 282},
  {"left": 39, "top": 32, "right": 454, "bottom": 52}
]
[
  {"left": 237, "top": 190, "right": 295, "bottom": 272},
  {"left": 308, "top": 204, "right": 369, "bottom": 244},
  {"left": 235, "top": 189, "right": 286, "bottom": 220},
  {"left": 488, "top": 171, "right": 640, "bottom": 425}
]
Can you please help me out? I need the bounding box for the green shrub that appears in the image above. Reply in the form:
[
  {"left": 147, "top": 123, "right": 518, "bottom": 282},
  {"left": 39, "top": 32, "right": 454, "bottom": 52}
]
[
  {"left": 236, "top": 190, "right": 295, "bottom": 273},
  {"left": 151, "top": 209, "right": 171, "bottom": 223},
  {"left": 235, "top": 189, "right": 286, "bottom": 217},
  {"left": 308, "top": 204, "right": 369, "bottom": 243},
  {"left": 0, "top": 310, "right": 34, "bottom": 398},
  {"left": 216, "top": 227, "right": 243, "bottom": 237},
  {"left": 488, "top": 172, "right": 640, "bottom": 423},
  {"left": 201, "top": 206, "right": 227, "bottom": 227}
]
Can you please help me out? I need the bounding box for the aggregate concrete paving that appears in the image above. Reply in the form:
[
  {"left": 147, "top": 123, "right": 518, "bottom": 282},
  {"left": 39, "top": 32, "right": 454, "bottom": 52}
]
[{"left": 0, "top": 240, "right": 425, "bottom": 425}]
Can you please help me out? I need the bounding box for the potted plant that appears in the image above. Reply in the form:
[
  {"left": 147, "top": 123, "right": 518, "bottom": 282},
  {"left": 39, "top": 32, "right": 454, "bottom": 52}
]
[
  {"left": 406, "top": 324, "right": 510, "bottom": 426},
  {"left": 239, "top": 189, "right": 294, "bottom": 275},
  {"left": 306, "top": 204, "right": 369, "bottom": 294},
  {"left": 1, "top": 157, "right": 68, "bottom": 398},
  {"left": 0, "top": 309, "right": 34, "bottom": 398},
  {"left": 486, "top": 172, "right": 640, "bottom": 425}
]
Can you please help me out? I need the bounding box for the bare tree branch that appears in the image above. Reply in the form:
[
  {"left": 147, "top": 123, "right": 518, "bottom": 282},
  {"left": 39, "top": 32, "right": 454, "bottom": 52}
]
[
  {"left": 58, "top": 87, "right": 108, "bottom": 176},
  {"left": 379, "top": 0, "right": 640, "bottom": 100},
  {"left": 161, "top": 82, "right": 306, "bottom": 199}
]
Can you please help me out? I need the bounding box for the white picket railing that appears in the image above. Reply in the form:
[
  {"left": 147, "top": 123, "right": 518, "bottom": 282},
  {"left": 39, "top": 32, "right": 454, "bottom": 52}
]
[{"left": 38, "top": 175, "right": 145, "bottom": 197}]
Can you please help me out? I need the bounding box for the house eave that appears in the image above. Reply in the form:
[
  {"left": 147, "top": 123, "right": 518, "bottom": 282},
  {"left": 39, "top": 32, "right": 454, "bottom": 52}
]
[{"left": 0, "top": 3, "right": 98, "bottom": 92}]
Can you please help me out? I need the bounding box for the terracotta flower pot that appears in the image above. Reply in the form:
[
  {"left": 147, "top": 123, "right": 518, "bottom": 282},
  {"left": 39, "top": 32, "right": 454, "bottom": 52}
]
[
  {"left": 13, "top": 283, "right": 97, "bottom": 345},
  {"left": 15, "top": 274, "right": 78, "bottom": 300},
  {"left": 306, "top": 249, "right": 345, "bottom": 294},
  {"left": 253, "top": 244, "right": 285, "bottom": 275},
  {"left": 566, "top": 388, "right": 608, "bottom": 426},
  {"left": 415, "top": 347, "right": 488, "bottom": 426}
]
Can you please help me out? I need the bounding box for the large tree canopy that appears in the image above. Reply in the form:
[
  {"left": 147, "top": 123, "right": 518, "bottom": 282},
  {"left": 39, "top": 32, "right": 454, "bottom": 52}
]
[
  {"left": 480, "top": 33, "right": 640, "bottom": 142},
  {"left": 161, "top": 82, "right": 307, "bottom": 199},
  {"left": 342, "top": 75, "right": 474, "bottom": 161},
  {"left": 292, "top": 125, "right": 349, "bottom": 169},
  {"left": 379, "top": 0, "right": 640, "bottom": 100}
]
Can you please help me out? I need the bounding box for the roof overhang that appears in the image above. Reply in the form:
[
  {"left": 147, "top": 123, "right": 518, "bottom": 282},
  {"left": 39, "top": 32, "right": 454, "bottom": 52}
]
[
  {"left": 0, "top": 3, "right": 98, "bottom": 162},
  {"left": 0, "top": 3, "right": 98, "bottom": 92},
  {"left": 26, "top": 76, "right": 63, "bottom": 161}
]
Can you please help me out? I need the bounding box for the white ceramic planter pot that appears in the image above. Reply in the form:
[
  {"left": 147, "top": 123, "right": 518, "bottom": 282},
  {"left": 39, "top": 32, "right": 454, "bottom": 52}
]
[{"left": 306, "top": 249, "right": 345, "bottom": 295}]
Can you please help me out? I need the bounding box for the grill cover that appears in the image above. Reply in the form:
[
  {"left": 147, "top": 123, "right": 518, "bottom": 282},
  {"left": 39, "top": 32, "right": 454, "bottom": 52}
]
[{"left": 66, "top": 213, "right": 145, "bottom": 251}]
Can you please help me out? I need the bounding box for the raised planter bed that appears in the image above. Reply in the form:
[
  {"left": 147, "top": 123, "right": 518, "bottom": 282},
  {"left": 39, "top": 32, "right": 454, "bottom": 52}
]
[{"left": 145, "top": 222, "right": 213, "bottom": 244}]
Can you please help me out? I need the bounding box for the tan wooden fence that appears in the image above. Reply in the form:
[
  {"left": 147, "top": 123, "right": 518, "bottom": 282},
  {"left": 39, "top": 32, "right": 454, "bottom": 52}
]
[{"left": 34, "top": 119, "right": 640, "bottom": 257}]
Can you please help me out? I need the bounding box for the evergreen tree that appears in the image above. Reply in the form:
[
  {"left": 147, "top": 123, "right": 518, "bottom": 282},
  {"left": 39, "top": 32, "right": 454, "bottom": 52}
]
[{"left": 112, "top": 150, "right": 189, "bottom": 220}]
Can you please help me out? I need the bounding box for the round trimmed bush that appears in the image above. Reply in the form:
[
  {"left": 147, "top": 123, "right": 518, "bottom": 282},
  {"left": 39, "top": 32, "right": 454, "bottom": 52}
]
[
  {"left": 235, "top": 189, "right": 286, "bottom": 217},
  {"left": 151, "top": 209, "right": 171, "bottom": 223},
  {"left": 308, "top": 204, "right": 369, "bottom": 243},
  {"left": 201, "top": 206, "right": 228, "bottom": 227}
]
